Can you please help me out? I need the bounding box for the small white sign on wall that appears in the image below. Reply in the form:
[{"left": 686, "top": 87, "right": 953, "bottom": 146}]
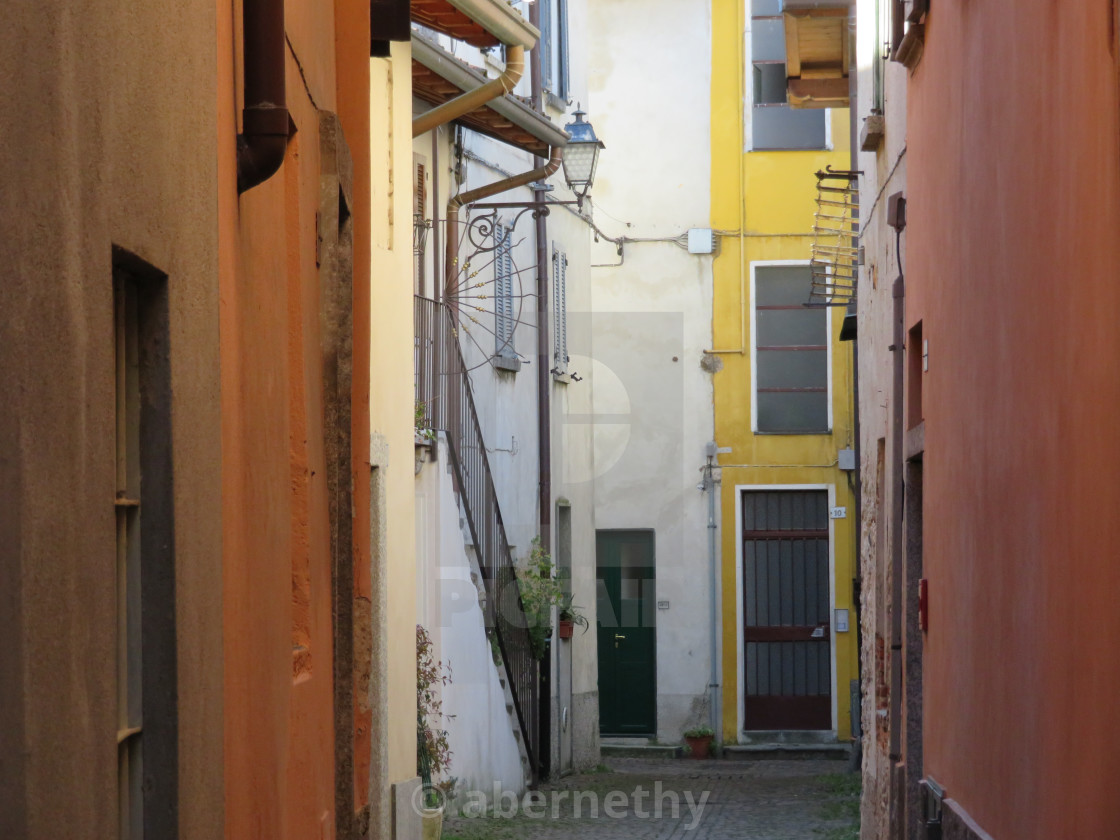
[{"left": 829, "top": 506, "right": 847, "bottom": 519}]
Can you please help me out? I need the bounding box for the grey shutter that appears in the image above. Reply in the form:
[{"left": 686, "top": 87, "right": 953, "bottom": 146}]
[
  {"left": 495, "top": 224, "right": 514, "bottom": 356},
  {"left": 540, "top": 0, "right": 554, "bottom": 95},
  {"left": 552, "top": 248, "right": 568, "bottom": 372},
  {"left": 560, "top": 253, "right": 568, "bottom": 368},
  {"left": 558, "top": 0, "right": 570, "bottom": 100}
]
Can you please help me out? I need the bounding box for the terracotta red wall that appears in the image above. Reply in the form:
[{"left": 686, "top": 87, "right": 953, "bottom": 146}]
[{"left": 908, "top": 3, "right": 1120, "bottom": 837}]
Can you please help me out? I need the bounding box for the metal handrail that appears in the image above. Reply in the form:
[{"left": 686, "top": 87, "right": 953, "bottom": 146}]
[{"left": 414, "top": 295, "right": 540, "bottom": 781}]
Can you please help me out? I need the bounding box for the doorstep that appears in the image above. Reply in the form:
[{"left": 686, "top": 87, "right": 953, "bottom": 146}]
[
  {"left": 723, "top": 742, "right": 852, "bottom": 761},
  {"left": 600, "top": 737, "right": 683, "bottom": 759}
]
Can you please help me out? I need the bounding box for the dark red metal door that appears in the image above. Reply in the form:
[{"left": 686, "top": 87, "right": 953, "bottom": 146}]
[{"left": 742, "top": 490, "right": 832, "bottom": 730}]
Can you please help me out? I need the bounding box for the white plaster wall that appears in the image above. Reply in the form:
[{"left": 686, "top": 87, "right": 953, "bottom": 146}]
[
  {"left": 587, "top": 0, "right": 716, "bottom": 742},
  {"left": 417, "top": 439, "right": 528, "bottom": 799},
  {"left": 412, "top": 0, "right": 602, "bottom": 773}
]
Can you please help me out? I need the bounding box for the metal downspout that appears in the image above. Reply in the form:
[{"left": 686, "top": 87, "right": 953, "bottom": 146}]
[
  {"left": 528, "top": 0, "right": 553, "bottom": 778},
  {"left": 237, "top": 0, "right": 290, "bottom": 193},
  {"left": 413, "top": 45, "right": 526, "bottom": 138},
  {"left": 705, "top": 457, "right": 720, "bottom": 744},
  {"left": 443, "top": 147, "right": 563, "bottom": 300}
]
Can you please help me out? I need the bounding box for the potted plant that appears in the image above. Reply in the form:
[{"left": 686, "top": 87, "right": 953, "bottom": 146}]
[
  {"left": 417, "top": 625, "right": 452, "bottom": 839},
  {"left": 682, "top": 725, "right": 715, "bottom": 759},
  {"left": 415, "top": 400, "right": 435, "bottom": 444},
  {"left": 557, "top": 593, "right": 589, "bottom": 640},
  {"left": 515, "top": 538, "right": 564, "bottom": 659}
]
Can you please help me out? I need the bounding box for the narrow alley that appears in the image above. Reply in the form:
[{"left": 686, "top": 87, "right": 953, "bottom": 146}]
[{"left": 5, "top": 0, "right": 1120, "bottom": 839}]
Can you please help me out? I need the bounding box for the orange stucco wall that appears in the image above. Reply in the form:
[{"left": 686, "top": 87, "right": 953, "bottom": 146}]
[
  {"left": 907, "top": 3, "right": 1120, "bottom": 837},
  {"left": 218, "top": 0, "right": 370, "bottom": 835}
]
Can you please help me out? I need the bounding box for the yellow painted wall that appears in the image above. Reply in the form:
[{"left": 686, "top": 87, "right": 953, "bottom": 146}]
[
  {"left": 710, "top": 0, "right": 857, "bottom": 743},
  {"left": 370, "top": 41, "right": 419, "bottom": 791}
]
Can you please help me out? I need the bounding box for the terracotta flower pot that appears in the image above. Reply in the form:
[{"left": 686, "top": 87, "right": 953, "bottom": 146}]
[
  {"left": 685, "top": 735, "right": 713, "bottom": 759},
  {"left": 558, "top": 619, "right": 574, "bottom": 639}
]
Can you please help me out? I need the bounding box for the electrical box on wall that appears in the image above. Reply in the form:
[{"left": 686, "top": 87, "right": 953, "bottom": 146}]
[
  {"left": 688, "top": 228, "right": 714, "bottom": 254},
  {"left": 838, "top": 448, "right": 856, "bottom": 471}
]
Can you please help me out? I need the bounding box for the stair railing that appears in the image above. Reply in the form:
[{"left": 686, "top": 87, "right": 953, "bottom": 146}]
[{"left": 414, "top": 294, "right": 540, "bottom": 781}]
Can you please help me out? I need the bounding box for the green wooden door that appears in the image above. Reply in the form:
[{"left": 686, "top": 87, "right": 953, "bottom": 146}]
[{"left": 596, "top": 530, "right": 656, "bottom": 735}]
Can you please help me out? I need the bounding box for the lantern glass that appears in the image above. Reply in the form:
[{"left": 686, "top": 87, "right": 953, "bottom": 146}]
[
  {"left": 562, "top": 143, "right": 598, "bottom": 189},
  {"left": 562, "top": 108, "right": 604, "bottom": 199}
]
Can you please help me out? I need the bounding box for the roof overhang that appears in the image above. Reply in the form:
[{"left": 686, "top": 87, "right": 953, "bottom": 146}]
[
  {"left": 781, "top": 1, "right": 850, "bottom": 109},
  {"left": 410, "top": 0, "right": 538, "bottom": 49},
  {"left": 412, "top": 33, "right": 569, "bottom": 156}
]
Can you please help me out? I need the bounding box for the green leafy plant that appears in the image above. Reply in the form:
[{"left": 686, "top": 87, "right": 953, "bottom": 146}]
[
  {"left": 682, "top": 725, "right": 715, "bottom": 738},
  {"left": 557, "top": 593, "right": 589, "bottom": 632},
  {"left": 417, "top": 624, "right": 453, "bottom": 808},
  {"left": 486, "top": 627, "right": 503, "bottom": 667},
  {"left": 514, "top": 537, "right": 566, "bottom": 660},
  {"left": 415, "top": 400, "right": 435, "bottom": 442}
]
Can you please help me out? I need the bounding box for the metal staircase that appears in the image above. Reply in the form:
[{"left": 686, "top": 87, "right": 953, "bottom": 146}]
[{"left": 414, "top": 295, "right": 541, "bottom": 781}]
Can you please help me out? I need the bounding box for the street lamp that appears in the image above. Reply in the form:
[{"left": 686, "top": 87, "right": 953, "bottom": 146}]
[{"left": 562, "top": 108, "right": 604, "bottom": 206}]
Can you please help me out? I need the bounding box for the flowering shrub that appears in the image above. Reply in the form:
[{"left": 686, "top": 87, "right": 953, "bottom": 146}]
[{"left": 416, "top": 624, "right": 452, "bottom": 806}]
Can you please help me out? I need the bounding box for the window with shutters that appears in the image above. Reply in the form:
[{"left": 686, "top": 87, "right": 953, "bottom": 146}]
[
  {"left": 494, "top": 223, "right": 515, "bottom": 358},
  {"left": 552, "top": 246, "right": 568, "bottom": 376},
  {"left": 539, "top": 0, "right": 570, "bottom": 107},
  {"left": 752, "top": 263, "right": 831, "bottom": 433},
  {"left": 750, "top": 0, "right": 827, "bottom": 151}
]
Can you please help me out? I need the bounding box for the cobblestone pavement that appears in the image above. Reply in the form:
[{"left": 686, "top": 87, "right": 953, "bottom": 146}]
[{"left": 442, "top": 758, "right": 860, "bottom": 840}]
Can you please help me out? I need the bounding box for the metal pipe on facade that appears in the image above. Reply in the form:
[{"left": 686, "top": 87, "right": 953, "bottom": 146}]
[
  {"left": 529, "top": 0, "right": 553, "bottom": 780},
  {"left": 443, "top": 147, "right": 563, "bottom": 300},
  {"left": 528, "top": 0, "right": 551, "bottom": 571},
  {"left": 237, "top": 0, "right": 290, "bottom": 194},
  {"left": 704, "top": 456, "right": 721, "bottom": 744},
  {"left": 413, "top": 45, "right": 525, "bottom": 138}
]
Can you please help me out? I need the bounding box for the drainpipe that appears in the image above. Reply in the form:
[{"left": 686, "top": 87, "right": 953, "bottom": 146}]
[
  {"left": 529, "top": 0, "right": 553, "bottom": 780},
  {"left": 443, "top": 147, "right": 563, "bottom": 300},
  {"left": 703, "top": 451, "right": 721, "bottom": 745},
  {"left": 528, "top": 0, "right": 552, "bottom": 594},
  {"left": 237, "top": 0, "right": 290, "bottom": 194},
  {"left": 413, "top": 45, "right": 526, "bottom": 138}
]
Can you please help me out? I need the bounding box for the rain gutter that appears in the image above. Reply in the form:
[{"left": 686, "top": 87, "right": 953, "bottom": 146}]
[
  {"left": 411, "top": 0, "right": 540, "bottom": 138},
  {"left": 411, "top": 35, "right": 569, "bottom": 150}
]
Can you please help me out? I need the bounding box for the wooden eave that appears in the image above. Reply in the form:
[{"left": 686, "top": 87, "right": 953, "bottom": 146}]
[
  {"left": 783, "top": 8, "right": 850, "bottom": 109},
  {"left": 411, "top": 34, "right": 569, "bottom": 157},
  {"left": 411, "top": 0, "right": 499, "bottom": 48}
]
